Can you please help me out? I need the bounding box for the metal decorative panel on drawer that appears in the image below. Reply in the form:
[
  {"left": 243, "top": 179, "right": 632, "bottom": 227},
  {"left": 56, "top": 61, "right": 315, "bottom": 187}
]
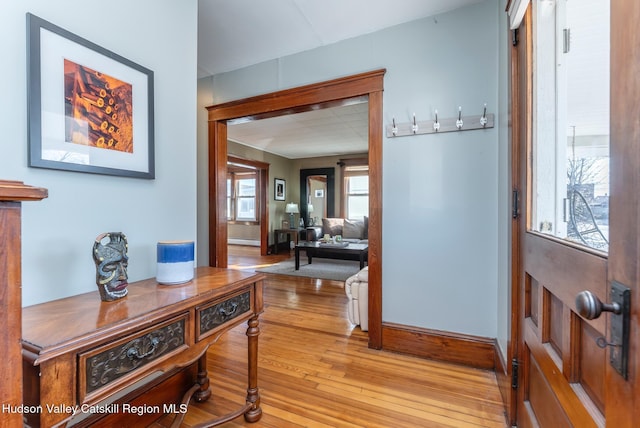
[
  {"left": 199, "top": 291, "right": 251, "bottom": 337},
  {"left": 85, "top": 318, "right": 186, "bottom": 394}
]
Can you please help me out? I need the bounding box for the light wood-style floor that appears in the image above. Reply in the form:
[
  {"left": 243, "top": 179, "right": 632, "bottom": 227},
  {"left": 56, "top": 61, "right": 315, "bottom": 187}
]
[{"left": 178, "top": 246, "right": 506, "bottom": 428}]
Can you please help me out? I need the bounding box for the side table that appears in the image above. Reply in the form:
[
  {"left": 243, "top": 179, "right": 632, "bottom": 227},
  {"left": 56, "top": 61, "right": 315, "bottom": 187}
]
[{"left": 273, "top": 228, "right": 302, "bottom": 254}]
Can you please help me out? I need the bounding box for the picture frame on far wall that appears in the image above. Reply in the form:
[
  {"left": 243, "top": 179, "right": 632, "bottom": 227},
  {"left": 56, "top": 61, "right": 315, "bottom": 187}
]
[
  {"left": 27, "top": 13, "right": 155, "bottom": 179},
  {"left": 274, "top": 178, "right": 285, "bottom": 201}
]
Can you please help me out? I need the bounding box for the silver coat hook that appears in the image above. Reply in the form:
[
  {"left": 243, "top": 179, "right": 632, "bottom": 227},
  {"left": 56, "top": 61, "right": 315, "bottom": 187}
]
[
  {"left": 480, "top": 103, "right": 488, "bottom": 127},
  {"left": 456, "top": 106, "right": 463, "bottom": 129},
  {"left": 392, "top": 118, "right": 398, "bottom": 136},
  {"left": 433, "top": 109, "right": 440, "bottom": 132},
  {"left": 412, "top": 113, "right": 418, "bottom": 134}
]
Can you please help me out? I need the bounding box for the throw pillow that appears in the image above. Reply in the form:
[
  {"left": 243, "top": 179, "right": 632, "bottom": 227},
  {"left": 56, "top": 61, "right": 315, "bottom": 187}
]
[
  {"left": 343, "top": 219, "right": 364, "bottom": 239},
  {"left": 322, "top": 218, "right": 344, "bottom": 236}
]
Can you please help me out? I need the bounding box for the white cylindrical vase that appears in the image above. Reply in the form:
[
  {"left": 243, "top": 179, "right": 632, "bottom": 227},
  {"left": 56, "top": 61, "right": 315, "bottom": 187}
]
[{"left": 156, "top": 240, "right": 194, "bottom": 285}]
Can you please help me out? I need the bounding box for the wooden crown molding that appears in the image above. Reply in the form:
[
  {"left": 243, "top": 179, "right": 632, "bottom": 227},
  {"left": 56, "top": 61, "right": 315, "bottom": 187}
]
[{"left": 206, "top": 69, "right": 385, "bottom": 122}]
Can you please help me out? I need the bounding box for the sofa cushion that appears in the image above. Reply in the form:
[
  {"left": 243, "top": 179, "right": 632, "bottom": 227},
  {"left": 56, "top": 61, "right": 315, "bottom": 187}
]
[
  {"left": 343, "top": 219, "right": 364, "bottom": 239},
  {"left": 322, "top": 218, "right": 343, "bottom": 236}
]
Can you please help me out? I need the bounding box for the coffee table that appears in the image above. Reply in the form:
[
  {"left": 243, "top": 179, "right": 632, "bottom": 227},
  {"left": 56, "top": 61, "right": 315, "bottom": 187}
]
[{"left": 295, "top": 241, "right": 368, "bottom": 270}]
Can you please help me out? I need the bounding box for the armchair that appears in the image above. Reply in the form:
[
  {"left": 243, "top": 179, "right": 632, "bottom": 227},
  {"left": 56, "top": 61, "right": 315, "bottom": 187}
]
[{"left": 344, "top": 266, "right": 368, "bottom": 331}]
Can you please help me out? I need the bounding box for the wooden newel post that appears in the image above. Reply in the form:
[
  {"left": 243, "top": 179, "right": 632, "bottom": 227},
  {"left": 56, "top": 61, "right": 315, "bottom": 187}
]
[{"left": 0, "top": 180, "right": 47, "bottom": 427}]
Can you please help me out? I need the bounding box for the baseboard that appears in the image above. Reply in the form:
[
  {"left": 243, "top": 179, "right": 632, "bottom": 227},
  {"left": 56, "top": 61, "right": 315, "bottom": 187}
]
[
  {"left": 228, "top": 239, "right": 260, "bottom": 247},
  {"left": 381, "top": 322, "right": 496, "bottom": 370}
]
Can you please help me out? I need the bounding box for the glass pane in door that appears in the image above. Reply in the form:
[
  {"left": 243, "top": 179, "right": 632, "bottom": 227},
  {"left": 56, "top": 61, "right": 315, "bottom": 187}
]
[{"left": 531, "top": 0, "right": 610, "bottom": 252}]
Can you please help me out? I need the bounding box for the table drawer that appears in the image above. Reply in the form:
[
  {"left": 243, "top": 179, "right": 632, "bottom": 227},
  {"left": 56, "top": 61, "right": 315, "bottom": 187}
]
[
  {"left": 197, "top": 290, "right": 252, "bottom": 341},
  {"left": 78, "top": 313, "right": 189, "bottom": 403}
]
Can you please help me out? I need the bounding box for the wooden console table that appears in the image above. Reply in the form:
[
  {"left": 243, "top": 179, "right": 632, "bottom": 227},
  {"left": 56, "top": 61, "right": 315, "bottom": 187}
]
[{"left": 22, "top": 267, "right": 264, "bottom": 427}]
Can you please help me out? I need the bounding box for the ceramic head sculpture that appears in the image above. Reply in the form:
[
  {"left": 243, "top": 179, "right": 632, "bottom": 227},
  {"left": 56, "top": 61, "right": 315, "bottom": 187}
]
[{"left": 92, "top": 232, "right": 129, "bottom": 302}]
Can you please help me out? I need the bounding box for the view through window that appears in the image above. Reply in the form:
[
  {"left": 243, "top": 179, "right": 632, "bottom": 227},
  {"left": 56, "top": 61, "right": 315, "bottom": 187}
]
[{"left": 532, "top": 0, "right": 610, "bottom": 252}]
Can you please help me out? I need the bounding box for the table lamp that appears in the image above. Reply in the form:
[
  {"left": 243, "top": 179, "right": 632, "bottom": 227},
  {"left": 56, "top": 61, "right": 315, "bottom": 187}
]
[{"left": 285, "top": 203, "right": 299, "bottom": 228}]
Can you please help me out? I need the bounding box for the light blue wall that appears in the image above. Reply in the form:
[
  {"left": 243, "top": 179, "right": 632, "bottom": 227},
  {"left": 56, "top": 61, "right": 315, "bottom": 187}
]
[
  {"left": 199, "top": 0, "right": 505, "bottom": 338},
  {"left": 382, "top": 2, "right": 498, "bottom": 338},
  {"left": 197, "top": 76, "right": 213, "bottom": 266},
  {"left": 1, "top": 0, "right": 198, "bottom": 306}
]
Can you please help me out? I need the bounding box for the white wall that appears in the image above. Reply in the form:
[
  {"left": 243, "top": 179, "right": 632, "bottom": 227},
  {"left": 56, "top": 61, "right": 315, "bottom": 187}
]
[
  {"left": 1, "top": 0, "right": 198, "bottom": 306},
  {"left": 198, "top": 0, "right": 503, "bottom": 338}
]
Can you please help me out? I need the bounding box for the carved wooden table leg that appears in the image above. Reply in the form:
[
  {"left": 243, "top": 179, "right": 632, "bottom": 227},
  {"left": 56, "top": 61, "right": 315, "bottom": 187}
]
[
  {"left": 194, "top": 353, "right": 212, "bottom": 402},
  {"left": 244, "top": 315, "right": 262, "bottom": 422}
]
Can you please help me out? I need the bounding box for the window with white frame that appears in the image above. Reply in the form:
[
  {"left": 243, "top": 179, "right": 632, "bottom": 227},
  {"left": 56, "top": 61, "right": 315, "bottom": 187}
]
[
  {"left": 343, "top": 164, "right": 369, "bottom": 219},
  {"left": 227, "top": 171, "right": 258, "bottom": 222}
]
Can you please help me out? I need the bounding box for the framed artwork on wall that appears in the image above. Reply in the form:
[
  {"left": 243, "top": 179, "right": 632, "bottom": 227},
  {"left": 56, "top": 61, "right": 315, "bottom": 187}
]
[
  {"left": 274, "top": 178, "right": 285, "bottom": 201},
  {"left": 27, "top": 13, "right": 155, "bottom": 179}
]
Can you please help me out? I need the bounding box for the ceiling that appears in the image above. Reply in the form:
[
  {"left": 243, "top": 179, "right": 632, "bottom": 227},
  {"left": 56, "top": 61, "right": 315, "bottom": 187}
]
[
  {"left": 198, "top": 0, "right": 483, "bottom": 159},
  {"left": 227, "top": 102, "right": 370, "bottom": 159}
]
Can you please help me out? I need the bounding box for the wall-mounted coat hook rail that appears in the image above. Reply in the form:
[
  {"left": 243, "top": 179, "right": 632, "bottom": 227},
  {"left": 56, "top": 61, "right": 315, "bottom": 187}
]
[{"left": 386, "top": 113, "right": 494, "bottom": 138}]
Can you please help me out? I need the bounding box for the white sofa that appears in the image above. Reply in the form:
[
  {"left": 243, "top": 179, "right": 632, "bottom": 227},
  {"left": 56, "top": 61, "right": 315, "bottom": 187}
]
[{"left": 344, "top": 266, "right": 368, "bottom": 331}]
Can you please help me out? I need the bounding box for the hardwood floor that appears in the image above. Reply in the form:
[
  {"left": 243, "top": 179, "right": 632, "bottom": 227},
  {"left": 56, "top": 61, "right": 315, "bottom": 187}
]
[{"left": 178, "top": 246, "right": 506, "bottom": 427}]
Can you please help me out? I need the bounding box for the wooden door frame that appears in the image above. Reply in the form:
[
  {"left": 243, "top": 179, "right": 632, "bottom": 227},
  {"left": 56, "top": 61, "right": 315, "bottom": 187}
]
[
  {"left": 227, "top": 155, "right": 270, "bottom": 255},
  {"left": 206, "top": 69, "right": 386, "bottom": 348},
  {"left": 506, "top": 8, "right": 529, "bottom": 424}
]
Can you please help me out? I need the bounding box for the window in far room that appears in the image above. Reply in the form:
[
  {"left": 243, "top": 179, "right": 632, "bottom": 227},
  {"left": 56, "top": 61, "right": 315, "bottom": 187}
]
[
  {"left": 227, "top": 171, "right": 258, "bottom": 222},
  {"left": 342, "top": 162, "right": 369, "bottom": 219}
]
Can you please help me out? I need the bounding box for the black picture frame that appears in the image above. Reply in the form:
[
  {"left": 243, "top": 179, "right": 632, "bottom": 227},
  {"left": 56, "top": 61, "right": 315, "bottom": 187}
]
[
  {"left": 27, "top": 13, "right": 155, "bottom": 179},
  {"left": 274, "top": 178, "right": 285, "bottom": 201}
]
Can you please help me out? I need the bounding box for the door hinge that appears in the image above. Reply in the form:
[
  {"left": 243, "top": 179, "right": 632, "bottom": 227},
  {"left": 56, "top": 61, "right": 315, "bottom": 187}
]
[
  {"left": 563, "top": 28, "right": 571, "bottom": 53},
  {"left": 511, "top": 358, "right": 519, "bottom": 389},
  {"left": 512, "top": 28, "right": 519, "bottom": 46},
  {"left": 512, "top": 189, "right": 520, "bottom": 219}
]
